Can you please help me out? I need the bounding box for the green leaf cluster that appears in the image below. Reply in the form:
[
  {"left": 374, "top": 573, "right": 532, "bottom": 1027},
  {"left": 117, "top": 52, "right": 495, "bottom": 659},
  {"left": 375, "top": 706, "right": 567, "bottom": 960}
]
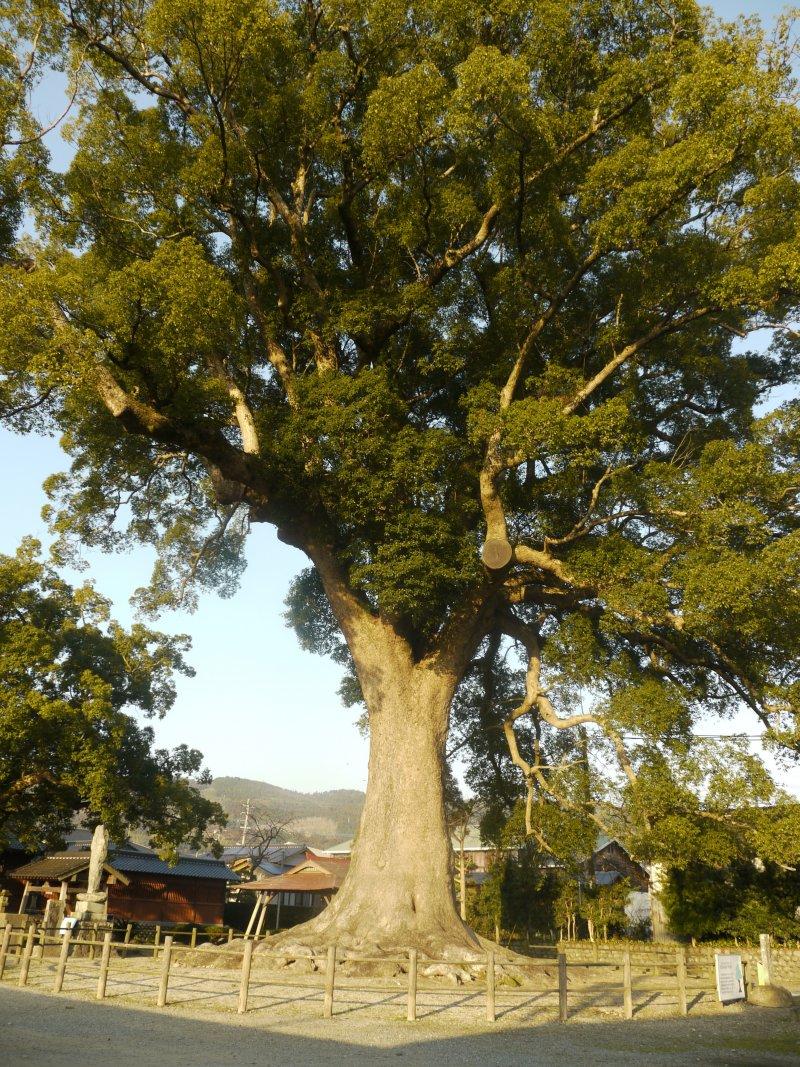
[{"left": 0, "top": 539, "right": 225, "bottom": 855}]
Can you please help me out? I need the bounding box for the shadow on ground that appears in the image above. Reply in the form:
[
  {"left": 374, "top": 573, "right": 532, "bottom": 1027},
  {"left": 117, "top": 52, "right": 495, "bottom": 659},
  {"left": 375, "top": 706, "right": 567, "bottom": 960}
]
[{"left": 0, "top": 987, "right": 798, "bottom": 1066}]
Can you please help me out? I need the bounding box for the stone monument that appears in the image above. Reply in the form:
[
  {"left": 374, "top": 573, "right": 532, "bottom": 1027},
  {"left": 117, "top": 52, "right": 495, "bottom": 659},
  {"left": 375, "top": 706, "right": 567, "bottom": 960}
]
[{"left": 74, "top": 824, "right": 109, "bottom": 922}]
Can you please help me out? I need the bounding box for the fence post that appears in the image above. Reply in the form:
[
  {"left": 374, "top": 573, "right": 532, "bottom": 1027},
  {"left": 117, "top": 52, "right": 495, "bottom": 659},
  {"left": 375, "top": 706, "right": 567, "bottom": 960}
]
[
  {"left": 323, "top": 944, "right": 337, "bottom": 1018},
  {"left": 97, "top": 930, "right": 113, "bottom": 1000},
  {"left": 759, "top": 933, "right": 773, "bottom": 986},
  {"left": 18, "top": 925, "right": 35, "bottom": 987},
  {"left": 676, "top": 947, "right": 688, "bottom": 1016},
  {"left": 407, "top": 949, "right": 418, "bottom": 1022},
  {"left": 238, "top": 939, "right": 254, "bottom": 1015},
  {"left": 227, "top": 926, "right": 234, "bottom": 944},
  {"left": 558, "top": 950, "right": 568, "bottom": 1023},
  {"left": 36, "top": 923, "right": 46, "bottom": 959},
  {"left": 0, "top": 923, "right": 12, "bottom": 980},
  {"left": 53, "top": 928, "right": 72, "bottom": 993},
  {"left": 153, "top": 925, "right": 161, "bottom": 958},
  {"left": 156, "top": 935, "right": 173, "bottom": 1008},
  {"left": 622, "top": 951, "right": 633, "bottom": 1020},
  {"left": 486, "top": 950, "right": 496, "bottom": 1023},
  {"left": 89, "top": 923, "right": 97, "bottom": 962},
  {"left": 190, "top": 926, "right": 197, "bottom": 949},
  {"left": 123, "top": 923, "right": 132, "bottom": 946}
]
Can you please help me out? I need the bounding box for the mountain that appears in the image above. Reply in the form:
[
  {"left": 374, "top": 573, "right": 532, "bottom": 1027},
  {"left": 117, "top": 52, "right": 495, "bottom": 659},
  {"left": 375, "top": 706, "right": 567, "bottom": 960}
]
[{"left": 198, "top": 776, "right": 364, "bottom": 849}]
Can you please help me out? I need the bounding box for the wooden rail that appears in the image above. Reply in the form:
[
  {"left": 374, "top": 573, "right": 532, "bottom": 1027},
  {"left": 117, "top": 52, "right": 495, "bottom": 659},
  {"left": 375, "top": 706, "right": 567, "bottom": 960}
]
[{"left": 0, "top": 920, "right": 744, "bottom": 1023}]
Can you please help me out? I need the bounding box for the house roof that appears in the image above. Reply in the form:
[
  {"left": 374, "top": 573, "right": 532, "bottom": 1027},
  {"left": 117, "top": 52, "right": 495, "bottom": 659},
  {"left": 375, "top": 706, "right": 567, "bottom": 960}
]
[
  {"left": 12, "top": 847, "right": 239, "bottom": 884},
  {"left": 10, "top": 853, "right": 130, "bottom": 886},
  {"left": 220, "top": 844, "right": 308, "bottom": 864},
  {"left": 316, "top": 830, "right": 500, "bottom": 857},
  {"left": 315, "top": 839, "right": 353, "bottom": 855},
  {"left": 243, "top": 856, "right": 350, "bottom": 894},
  {"left": 0, "top": 831, "right": 27, "bottom": 852},
  {"left": 252, "top": 861, "right": 284, "bottom": 876},
  {"left": 109, "top": 849, "right": 240, "bottom": 882},
  {"left": 452, "top": 826, "right": 492, "bottom": 851}
]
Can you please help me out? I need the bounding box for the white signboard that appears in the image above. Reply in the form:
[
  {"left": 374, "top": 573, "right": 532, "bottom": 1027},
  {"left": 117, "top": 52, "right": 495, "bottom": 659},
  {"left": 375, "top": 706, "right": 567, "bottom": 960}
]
[{"left": 715, "top": 953, "right": 746, "bottom": 1003}]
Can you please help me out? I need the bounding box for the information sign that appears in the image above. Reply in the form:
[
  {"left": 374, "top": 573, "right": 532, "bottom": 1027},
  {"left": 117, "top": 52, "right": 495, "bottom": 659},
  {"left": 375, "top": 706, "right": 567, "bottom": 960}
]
[{"left": 715, "top": 953, "right": 746, "bottom": 1003}]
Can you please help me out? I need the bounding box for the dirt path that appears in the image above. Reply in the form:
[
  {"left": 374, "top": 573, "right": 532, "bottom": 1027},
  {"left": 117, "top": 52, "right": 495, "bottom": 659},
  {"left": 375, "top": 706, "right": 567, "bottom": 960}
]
[{"left": 1, "top": 978, "right": 799, "bottom": 1065}]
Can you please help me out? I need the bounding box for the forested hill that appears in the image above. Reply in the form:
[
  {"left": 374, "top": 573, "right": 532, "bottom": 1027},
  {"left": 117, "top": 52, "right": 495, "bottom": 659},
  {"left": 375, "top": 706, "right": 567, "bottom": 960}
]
[{"left": 197, "top": 776, "right": 364, "bottom": 849}]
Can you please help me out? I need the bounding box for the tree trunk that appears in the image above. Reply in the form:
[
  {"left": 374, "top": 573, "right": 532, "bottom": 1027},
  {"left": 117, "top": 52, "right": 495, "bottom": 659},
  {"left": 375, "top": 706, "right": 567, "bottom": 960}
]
[
  {"left": 648, "top": 863, "right": 677, "bottom": 942},
  {"left": 274, "top": 662, "right": 480, "bottom": 958},
  {"left": 459, "top": 847, "right": 467, "bottom": 922}
]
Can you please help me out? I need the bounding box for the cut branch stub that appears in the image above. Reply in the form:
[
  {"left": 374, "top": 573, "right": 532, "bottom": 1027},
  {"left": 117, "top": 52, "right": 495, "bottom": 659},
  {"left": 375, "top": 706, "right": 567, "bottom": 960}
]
[{"left": 481, "top": 538, "right": 513, "bottom": 572}]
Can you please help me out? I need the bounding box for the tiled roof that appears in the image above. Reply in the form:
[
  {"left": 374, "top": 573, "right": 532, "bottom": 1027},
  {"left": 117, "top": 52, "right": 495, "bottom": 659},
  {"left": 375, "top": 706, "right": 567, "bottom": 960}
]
[
  {"left": 10, "top": 853, "right": 129, "bottom": 886},
  {"left": 244, "top": 857, "right": 350, "bottom": 893},
  {"left": 12, "top": 849, "right": 239, "bottom": 884},
  {"left": 110, "top": 850, "right": 240, "bottom": 882},
  {"left": 11, "top": 853, "right": 93, "bottom": 881}
]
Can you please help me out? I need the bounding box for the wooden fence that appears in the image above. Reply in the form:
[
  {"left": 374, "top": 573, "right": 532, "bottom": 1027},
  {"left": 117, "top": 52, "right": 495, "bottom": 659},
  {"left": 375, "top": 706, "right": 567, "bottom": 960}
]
[
  {"left": 551, "top": 939, "right": 800, "bottom": 987},
  {"left": 0, "top": 920, "right": 749, "bottom": 1023}
]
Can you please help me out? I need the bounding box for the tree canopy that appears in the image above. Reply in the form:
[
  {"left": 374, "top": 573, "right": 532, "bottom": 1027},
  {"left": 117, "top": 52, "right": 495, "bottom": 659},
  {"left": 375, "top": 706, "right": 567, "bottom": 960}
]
[
  {"left": 0, "top": 538, "right": 225, "bottom": 855},
  {"left": 1, "top": 0, "right": 800, "bottom": 948}
]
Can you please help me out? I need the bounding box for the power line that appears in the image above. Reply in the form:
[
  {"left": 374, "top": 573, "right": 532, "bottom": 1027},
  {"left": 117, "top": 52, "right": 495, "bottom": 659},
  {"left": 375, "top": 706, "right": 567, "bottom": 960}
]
[{"left": 621, "top": 733, "right": 765, "bottom": 741}]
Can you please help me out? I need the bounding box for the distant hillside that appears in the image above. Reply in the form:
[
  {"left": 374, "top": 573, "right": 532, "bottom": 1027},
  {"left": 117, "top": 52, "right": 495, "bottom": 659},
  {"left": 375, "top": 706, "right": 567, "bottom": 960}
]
[{"left": 198, "top": 776, "right": 364, "bottom": 849}]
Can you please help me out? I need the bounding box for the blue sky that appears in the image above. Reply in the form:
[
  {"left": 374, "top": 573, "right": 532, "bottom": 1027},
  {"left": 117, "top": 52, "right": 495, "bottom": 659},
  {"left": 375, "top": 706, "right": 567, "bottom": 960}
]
[{"left": 4, "top": 0, "right": 798, "bottom": 798}]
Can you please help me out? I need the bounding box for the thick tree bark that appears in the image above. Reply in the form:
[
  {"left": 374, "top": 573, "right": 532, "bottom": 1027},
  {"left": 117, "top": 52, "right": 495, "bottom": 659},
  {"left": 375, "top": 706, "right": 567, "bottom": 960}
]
[
  {"left": 648, "top": 862, "right": 677, "bottom": 942},
  {"left": 265, "top": 543, "right": 486, "bottom": 958},
  {"left": 273, "top": 659, "right": 480, "bottom": 957}
]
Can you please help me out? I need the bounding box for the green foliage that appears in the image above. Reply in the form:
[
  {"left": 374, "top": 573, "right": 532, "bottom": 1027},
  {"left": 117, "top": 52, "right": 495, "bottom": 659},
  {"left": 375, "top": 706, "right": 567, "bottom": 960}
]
[
  {"left": 664, "top": 861, "right": 800, "bottom": 943},
  {"left": 554, "top": 879, "right": 580, "bottom": 932},
  {"left": 453, "top": 631, "right": 800, "bottom": 881},
  {"left": 581, "top": 879, "right": 630, "bottom": 938},
  {"left": 466, "top": 850, "right": 560, "bottom": 941},
  {"left": 0, "top": 539, "right": 225, "bottom": 856},
  {"left": 0, "top": 1, "right": 799, "bottom": 880}
]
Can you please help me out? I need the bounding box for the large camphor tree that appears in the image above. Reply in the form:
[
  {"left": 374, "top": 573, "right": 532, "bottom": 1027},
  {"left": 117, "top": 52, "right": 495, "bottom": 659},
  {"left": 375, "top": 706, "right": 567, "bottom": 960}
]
[{"left": 2, "top": 0, "right": 800, "bottom": 954}]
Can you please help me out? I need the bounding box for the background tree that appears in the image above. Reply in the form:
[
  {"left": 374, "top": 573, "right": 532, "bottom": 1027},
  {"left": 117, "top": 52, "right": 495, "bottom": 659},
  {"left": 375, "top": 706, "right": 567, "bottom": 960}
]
[
  {"left": 454, "top": 637, "right": 800, "bottom": 935},
  {"left": 664, "top": 861, "right": 800, "bottom": 943},
  {"left": 555, "top": 880, "right": 580, "bottom": 942},
  {"left": 240, "top": 803, "right": 296, "bottom": 876},
  {"left": 0, "top": 539, "right": 225, "bottom": 856},
  {"left": 1, "top": 0, "right": 800, "bottom": 954},
  {"left": 468, "top": 847, "right": 560, "bottom": 944},
  {"left": 580, "top": 879, "right": 630, "bottom": 942}
]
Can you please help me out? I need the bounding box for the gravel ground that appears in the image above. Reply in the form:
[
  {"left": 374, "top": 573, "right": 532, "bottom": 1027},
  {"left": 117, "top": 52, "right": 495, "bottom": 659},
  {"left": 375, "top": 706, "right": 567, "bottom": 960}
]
[{"left": 0, "top": 958, "right": 798, "bottom": 1066}]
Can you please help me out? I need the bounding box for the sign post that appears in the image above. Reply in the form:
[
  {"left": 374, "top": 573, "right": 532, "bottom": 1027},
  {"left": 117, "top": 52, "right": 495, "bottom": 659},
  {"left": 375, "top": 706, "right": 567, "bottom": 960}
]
[{"left": 715, "top": 953, "right": 746, "bottom": 1004}]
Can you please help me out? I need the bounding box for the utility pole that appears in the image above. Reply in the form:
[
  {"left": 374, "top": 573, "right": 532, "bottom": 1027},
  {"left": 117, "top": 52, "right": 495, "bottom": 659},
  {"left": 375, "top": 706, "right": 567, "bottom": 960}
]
[{"left": 239, "top": 799, "right": 251, "bottom": 846}]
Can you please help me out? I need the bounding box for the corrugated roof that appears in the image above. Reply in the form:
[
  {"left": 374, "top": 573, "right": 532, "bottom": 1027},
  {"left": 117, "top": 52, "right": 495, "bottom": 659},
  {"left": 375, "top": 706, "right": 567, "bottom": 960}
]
[{"left": 244, "top": 857, "right": 350, "bottom": 893}]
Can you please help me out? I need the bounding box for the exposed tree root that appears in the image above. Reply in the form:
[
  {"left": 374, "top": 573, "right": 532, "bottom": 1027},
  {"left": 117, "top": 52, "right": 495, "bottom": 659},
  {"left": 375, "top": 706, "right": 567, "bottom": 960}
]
[{"left": 182, "top": 925, "right": 535, "bottom": 987}]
